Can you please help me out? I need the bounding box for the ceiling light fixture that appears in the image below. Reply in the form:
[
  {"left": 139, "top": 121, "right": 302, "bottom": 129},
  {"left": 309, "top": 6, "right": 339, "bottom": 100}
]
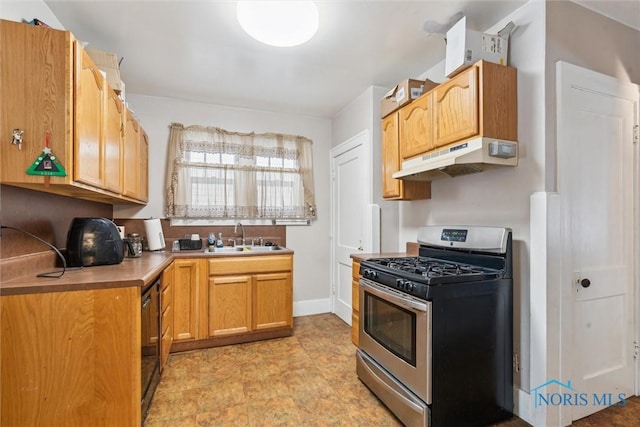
[{"left": 236, "top": 1, "right": 319, "bottom": 48}]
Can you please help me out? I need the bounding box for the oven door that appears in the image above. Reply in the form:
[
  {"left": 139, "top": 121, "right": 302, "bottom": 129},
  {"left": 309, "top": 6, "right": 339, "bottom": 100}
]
[{"left": 358, "top": 277, "right": 431, "bottom": 404}]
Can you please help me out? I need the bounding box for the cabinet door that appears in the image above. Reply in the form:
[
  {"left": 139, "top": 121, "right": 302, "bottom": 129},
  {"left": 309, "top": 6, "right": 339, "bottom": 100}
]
[
  {"left": 160, "top": 263, "right": 174, "bottom": 370},
  {"left": 252, "top": 272, "right": 292, "bottom": 331},
  {"left": 351, "top": 261, "right": 360, "bottom": 346},
  {"left": 1, "top": 287, "right": 139, "bottom": 426},
  {"left": 382, "top": 113, "right": 402, "bottom": 199},
  {"left": 0, "top": 20, "right": 72, "bottom": 186},
  {"left": 399, "top": 93, "right": 434, "bottom": 160},
  {"left": 383, "top": 111, "right": 431, "bottom": 201},
  {"left": 74, "top": 46, "right": 104, "bottom": 187},
  {"left": 208, "top": 275, "right": 252, "bottom": 337},
  {"left": 103, "top": 88, "right": 123, "bottom": 193},
  {"left": 433, "top": 65, "right": 478, "bottom": 148},
  {"left": 172, "top": 259, "right": 200, "bottom": 342},
  {"left": 122, "top": 111, "right": 140, "bottom": 199},
  {"left": 138, "top": 129, "right": 149, "bottom": 202}
]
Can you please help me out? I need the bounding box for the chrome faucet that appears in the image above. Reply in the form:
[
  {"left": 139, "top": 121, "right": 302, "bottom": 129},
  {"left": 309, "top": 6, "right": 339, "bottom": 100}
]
[{"left": 234, "top": 222, "right": 245, "bottom": 245}]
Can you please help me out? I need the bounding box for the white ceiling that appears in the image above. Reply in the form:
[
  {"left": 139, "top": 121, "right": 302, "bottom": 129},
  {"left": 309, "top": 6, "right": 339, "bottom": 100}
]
[{"left": 44, "top": 1, "right": 638, "bottom": 119}]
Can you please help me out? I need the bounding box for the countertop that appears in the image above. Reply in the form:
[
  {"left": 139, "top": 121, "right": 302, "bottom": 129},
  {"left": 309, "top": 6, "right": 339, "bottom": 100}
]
[
  {"left": 350, "top": 242, "right": 419, "bottom": 262},
  {"left": 0, "top": 247, "right": 294, "bottom": 296},
  {"left": 350, "top": 252, "right": 411, "bottom": 262}
]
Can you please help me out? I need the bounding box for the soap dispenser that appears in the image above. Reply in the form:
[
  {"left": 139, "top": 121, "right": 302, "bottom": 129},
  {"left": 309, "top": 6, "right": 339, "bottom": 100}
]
[{"left": 216, "top": 232, "right": 224, "bottom": 248}]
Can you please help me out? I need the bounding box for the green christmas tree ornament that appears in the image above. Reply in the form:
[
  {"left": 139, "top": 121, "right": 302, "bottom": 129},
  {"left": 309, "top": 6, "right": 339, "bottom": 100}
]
[{"left": 26, "top": 133, "right": 67, "bottom": 177}]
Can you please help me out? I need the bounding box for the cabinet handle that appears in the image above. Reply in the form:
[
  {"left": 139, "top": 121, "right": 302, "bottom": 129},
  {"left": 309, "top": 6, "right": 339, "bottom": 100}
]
[{"left": 142, "top": 295, "right": 152, "bottom": 308}]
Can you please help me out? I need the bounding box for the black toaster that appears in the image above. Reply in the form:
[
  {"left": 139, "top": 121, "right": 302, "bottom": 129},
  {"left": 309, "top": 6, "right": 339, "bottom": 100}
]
[{"left": 66, "top": 217, "right": 124, "bottom": 267}]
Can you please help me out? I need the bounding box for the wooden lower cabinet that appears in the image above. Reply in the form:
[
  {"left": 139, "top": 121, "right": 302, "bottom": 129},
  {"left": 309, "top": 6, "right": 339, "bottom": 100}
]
[
  {"left": 253, "top": 272, "right": 293, "bottom": 331},
  {"left": 160, "top": 262, "right": 175, "bottom": 371},
  {"left": 208, "top": 255, "right": 293, "bottom": 338},
  {"left": 351, "top": 260, "right": 361, "bottom": 346},
  {"left": 171, "top": 255, "right": 293, "bottom": 352},
  {"left": 208, "top": 274, "right": 252, "bottom": 337},
  {"left": 172, "top": 258, "right": 206, "bottom": 343},
  {"left": 1, "top": 287, "right": 140, "bottom": 426}
]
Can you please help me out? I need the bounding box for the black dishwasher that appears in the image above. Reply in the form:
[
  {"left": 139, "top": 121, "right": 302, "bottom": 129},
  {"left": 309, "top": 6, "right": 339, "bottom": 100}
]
[{"left": 141, "top": 279, "right": 161, "bottom": 422}]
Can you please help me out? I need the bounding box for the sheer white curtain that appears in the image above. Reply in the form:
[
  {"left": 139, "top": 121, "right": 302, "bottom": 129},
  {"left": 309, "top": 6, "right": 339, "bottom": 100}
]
[{"left": 165, "top": 123, "right": 316, "bottom": 219}]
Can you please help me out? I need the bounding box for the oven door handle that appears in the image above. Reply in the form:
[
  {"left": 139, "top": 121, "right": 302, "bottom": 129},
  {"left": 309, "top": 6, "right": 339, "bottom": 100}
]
[{"left": 360, "top": 279, "right": 428, "bottom": 313}]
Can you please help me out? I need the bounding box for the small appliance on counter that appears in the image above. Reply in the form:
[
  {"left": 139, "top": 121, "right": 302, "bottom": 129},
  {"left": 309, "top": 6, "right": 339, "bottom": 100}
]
[
  {"left": 144, "top": 218, "right": 166, "bottom": 251},
  {"left": 66, "top": 217, "right": 124, "bottom": 267}
]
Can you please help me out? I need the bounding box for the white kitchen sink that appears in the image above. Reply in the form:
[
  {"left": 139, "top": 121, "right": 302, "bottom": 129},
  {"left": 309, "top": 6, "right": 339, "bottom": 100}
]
[{"left": 204, "top": 245, "right": 282, "bottom": 254}]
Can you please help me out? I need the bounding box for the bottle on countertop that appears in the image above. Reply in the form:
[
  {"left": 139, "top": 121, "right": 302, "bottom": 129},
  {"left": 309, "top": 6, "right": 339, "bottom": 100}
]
[
  {"left": 208, "top": 233, "right": 216, "bottom": 252},
  {"left": 216, "top": 232, "right": 224, "bottom": 248}
]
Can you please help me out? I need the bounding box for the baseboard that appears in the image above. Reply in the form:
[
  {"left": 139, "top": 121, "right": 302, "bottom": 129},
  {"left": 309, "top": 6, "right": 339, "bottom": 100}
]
[{"left": 293, "top": 298, "right": 332, "bottom": 317}]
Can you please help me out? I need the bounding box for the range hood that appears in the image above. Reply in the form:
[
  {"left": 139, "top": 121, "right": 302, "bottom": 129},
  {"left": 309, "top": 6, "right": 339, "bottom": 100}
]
[{"left": 392, "top": 137, "right": 518, "bottom": 181}]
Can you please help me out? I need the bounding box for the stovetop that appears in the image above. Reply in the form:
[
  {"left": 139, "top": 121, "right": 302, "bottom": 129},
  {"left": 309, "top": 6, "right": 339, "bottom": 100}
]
[
  {"left": 359, "top": 226, "right": 512, "bottom": 300},
  {"left": 360, "top": 256, "right": 505, "bottom": 300},
  {"left": 364, "top": 256, "right": 501, "bottom": 283},
  {"left": 368, "top": 256, "right": 498, "bottom": 283}
]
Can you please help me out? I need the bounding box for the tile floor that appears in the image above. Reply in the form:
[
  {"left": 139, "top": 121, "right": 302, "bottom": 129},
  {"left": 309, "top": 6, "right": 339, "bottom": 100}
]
[{"left": 145, "top": 314, "right": 639, "bottom": 426}]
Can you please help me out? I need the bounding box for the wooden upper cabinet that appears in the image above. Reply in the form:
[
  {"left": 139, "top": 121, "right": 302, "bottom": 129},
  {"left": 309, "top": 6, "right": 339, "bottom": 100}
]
[
  {"left": 104, "top": 89, "right": 124, "bottom": 193},
  {"left": 400, "top": 92, "right": 435, "bottom": 159},
  {"left": 382, "top": 112, "right": 431, "bottom": 201},
  {"left": 123, "top": 113, "right": 149, "bottom": 202},
  {"left": 139, "top": 128, "right": 149, "bottom": 202},
  {"left": 74, "top": 46, "right": 105, "bottom": 187},
  {"left": 433, "top": 61, "right": 517, "bottom": 148},
  {"left": 382, "top": 113, "right": 402, "bottom": 199},
  {"left": 433, "top": 66, "right": 478, "bottom": 147},
  {"left": 123, "top": 110, "right": 142, "bottom": 200},
  {"left": 0, "top": 20, "right": 73, "bottom": 186},
  {"left": 0, "top": 19, "right": 146, "bottom": 205}
]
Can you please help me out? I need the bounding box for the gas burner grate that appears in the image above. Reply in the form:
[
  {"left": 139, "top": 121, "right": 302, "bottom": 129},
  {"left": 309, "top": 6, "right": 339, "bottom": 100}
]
[{"left": 364, "top": 256, "right": 500, "bottom": 283}]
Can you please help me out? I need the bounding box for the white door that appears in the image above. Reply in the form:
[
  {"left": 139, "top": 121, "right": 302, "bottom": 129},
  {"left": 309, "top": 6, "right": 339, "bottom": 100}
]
[
  {"left": 330, "top": 131, "right": 372, "bottom": 325},
  {"left": 557, "top": 61, "right": 638, "bottom": 422}
]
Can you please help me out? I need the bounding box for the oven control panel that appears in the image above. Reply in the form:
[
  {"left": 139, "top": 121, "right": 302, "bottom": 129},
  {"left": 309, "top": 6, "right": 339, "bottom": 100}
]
[
  {"left": 441, "top": 228, "right": 468, "bottom": 242},
  {"left": 361, "top": 268, "right": 429, "bottom": 300}
]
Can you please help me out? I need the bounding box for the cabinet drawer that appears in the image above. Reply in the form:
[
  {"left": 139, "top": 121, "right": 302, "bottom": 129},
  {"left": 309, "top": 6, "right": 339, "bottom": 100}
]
[
  {"left": 161, "top": 305, "right": 172, "bottom": 335},
  {"left": 209, "top": 255, "right": 292, "bottom": 276},
  {"left": 161, "top": 324, "right": 173, "bottom": 369},
  {"left": 161, "top": 284, "right": 172, "bottom": 312}
]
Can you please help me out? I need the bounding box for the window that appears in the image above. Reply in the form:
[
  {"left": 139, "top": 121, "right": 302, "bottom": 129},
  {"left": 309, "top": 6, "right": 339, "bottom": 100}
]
[{"left": 165, "top": 123, "right": 316, "bottom": 220}]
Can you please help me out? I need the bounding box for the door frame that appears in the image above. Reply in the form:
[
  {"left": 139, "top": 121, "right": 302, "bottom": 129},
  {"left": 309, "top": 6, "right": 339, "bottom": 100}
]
[
  {"left": 556, "top": 60, "right": 640, "bottom": 425},
  {"left": 329, "top": 130, "right": 373, "bottom": 321}
]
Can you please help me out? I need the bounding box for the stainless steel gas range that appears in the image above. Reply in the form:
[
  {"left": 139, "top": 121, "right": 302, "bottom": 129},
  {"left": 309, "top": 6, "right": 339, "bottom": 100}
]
[{"left": 356, "top": 225, "right": 513, "bottom": 427}]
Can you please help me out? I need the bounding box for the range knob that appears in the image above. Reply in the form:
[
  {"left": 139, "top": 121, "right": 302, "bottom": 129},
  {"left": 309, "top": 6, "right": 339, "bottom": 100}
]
[{"left": 363, "top": 269, "right": 377, "bottom": 279}]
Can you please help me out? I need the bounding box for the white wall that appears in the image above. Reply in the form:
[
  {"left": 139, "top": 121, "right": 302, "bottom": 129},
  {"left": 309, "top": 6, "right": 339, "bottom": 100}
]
[
  {"left": 112, "top": 94, "right": 332, "bottom": 313},
  {"left": 397, "top": 1, "right": 547, "bottom": 421},
  {"left": 331, "top": 85, "right": 402, "bottom": 252},
  {"left": 1, "top": 0, "right": 63, "bottom": 29}
]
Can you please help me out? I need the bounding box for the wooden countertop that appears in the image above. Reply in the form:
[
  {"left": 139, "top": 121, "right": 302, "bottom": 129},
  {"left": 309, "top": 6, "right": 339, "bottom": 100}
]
[
  {"left": 350, "top": 242, "right": 419, "bottom": 262},
  {"left": 0, "top": 248, "right": 293, "bottom": 296},
  {"left": 350, "top": 252, "right": 411, "bottom": 262}
]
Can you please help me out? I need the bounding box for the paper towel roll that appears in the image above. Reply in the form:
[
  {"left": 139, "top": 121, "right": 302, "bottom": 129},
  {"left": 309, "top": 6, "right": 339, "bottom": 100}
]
[{"left": 144, "top": 218, "right": 166, "bottom": 251}]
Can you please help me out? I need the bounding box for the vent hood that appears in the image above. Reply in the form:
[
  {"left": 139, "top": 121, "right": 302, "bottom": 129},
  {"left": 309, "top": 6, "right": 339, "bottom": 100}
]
[{"left": 392, "top": 137, "right": 518, "bottom": 181}]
